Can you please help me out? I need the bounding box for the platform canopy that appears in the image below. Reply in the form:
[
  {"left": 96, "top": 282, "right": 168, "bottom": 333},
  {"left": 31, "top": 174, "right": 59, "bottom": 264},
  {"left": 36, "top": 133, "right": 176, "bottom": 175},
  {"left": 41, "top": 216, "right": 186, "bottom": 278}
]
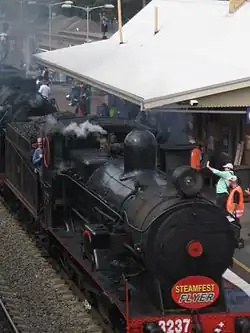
[{"left": 34, "top": 0, "right": 250, "bottom": 109}]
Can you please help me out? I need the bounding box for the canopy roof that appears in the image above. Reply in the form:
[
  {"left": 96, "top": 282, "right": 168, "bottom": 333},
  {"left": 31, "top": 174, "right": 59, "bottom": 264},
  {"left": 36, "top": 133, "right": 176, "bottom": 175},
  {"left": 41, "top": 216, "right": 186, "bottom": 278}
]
[{"left": 34, "top": 0, "right": 250, "bottom": 109}]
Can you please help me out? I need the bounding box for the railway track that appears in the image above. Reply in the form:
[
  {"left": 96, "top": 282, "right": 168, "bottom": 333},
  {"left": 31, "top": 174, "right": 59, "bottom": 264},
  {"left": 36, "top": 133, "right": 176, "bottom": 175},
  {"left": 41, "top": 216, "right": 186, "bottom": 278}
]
[
  {"left": 0, "top": 198, "right": 108, "bottom": 333},
  {"left": 0, "top": 296, "right": 20, "bottom": 333}
]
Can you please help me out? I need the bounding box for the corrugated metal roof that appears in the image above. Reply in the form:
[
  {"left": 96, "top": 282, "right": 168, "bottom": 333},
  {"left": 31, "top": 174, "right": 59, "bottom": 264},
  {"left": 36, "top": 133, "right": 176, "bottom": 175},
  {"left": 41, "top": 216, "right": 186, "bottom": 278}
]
[
  {"left": 34, "top": 0, "right": 250, "bottom": 109},
  {"left": 195, "top": 87, "right": 250, "bottom": 108}
]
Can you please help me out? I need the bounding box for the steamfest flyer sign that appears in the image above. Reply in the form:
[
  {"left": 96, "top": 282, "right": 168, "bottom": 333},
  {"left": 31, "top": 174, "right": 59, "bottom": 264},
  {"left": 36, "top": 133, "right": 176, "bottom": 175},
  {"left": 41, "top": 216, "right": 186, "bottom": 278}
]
[{"left": 171, "top": 276, "right": 220, "bottom": 309}]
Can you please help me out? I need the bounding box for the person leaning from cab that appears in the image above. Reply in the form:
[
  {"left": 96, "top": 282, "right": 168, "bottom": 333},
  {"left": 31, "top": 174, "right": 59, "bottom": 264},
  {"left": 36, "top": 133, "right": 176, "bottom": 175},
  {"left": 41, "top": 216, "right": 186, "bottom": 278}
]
[
  {"left": 226, "top": 175, "right": 244, "bottom": 220},
  {"left": 32, "top": 138, "right": 43, "bottom": 175},
  {"left": 206, "top": 161, "right": 234, "bottom": 209}
]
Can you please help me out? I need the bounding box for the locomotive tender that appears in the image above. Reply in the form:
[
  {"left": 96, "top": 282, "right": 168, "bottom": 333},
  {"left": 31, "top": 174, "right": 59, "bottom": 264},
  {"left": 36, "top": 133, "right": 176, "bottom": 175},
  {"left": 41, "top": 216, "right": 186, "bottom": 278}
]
[
  {"left": 0, "top": 75, "right": 57, "bottom": 181},
  {"left": 1, "top": 108, "right": 250, "bottom": 332}
]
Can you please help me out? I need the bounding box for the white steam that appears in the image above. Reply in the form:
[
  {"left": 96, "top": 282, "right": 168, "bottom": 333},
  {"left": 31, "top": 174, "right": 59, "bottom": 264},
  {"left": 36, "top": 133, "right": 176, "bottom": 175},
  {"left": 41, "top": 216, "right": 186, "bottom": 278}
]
[
  {"left": 42, "top": 115, "right": 107, "bottom": 138},
  {"left": 63, "top": 120, "right": 107, "bottom": 138},
  {"left": 42, "top": 114, "right": 63, "bottom": 135}
]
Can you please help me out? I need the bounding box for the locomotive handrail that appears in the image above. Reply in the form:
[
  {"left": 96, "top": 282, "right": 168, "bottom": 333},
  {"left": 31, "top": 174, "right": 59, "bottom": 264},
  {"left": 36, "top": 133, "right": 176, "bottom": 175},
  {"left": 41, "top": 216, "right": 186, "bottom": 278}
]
[
  {"left": 59, "top": 173, "right": 122, "bottom": 220},
  {"left": 43, "top": 136, "right": 51, "bottom": 168}
]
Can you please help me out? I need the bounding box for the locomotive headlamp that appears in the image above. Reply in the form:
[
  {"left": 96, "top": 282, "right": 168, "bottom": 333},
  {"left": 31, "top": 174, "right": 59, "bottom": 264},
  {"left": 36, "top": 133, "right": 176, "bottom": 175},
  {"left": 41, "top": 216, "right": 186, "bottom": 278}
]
[
  {"left": 172, "top": 166, "right": 203, "bottom": 197},
  {"left": 235, "top": 317, "right": 250, "bottom": 332},
  {"left": 187, "top": 240, "right": 203, "bottom": 258},
  {"left": 143, "top": 322, "right": 163, "bottom": 333}
]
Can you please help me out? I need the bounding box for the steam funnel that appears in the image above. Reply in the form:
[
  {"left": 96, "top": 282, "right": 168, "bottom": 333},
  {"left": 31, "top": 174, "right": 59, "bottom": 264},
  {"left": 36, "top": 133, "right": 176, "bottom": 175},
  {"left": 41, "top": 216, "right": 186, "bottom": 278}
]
[{"left": 124, "top": 129, "right": 157, "bottom": 175}]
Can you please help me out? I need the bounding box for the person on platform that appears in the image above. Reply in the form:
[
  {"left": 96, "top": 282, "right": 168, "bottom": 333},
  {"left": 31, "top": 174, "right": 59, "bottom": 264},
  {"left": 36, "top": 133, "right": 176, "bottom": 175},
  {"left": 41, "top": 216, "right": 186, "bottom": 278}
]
[
  {"left": 36, "top": 76, "right": 43, "bottom": 90},
  {"left": 206, "top": 161, "right": 234, "bottom": 209},
  {"left": 226, "top": 175, "right": 244, "bottom": 220},
  {"left": 42, "top": 66, "right": 49, "bottom": 81},
  {"left": 190, "top": 142, "right": 204, "bottom": 171},
  {"left": 76, "top": 96, "right": 86, "bottom": 116},
  {"left": 245, "top": 187, "right": 250, "bottom": 196},
  {"left": 98, "top": 103, "right": 109, "bottom": 117},
  {"left": 39, "top": 81, "right": 51, "bottom": 100},
  {"left": 109, "top": 105, "right": 118, "bottom": 118},
  {"left": 32, "top": 138, "right": 43, "bottom": 175}
]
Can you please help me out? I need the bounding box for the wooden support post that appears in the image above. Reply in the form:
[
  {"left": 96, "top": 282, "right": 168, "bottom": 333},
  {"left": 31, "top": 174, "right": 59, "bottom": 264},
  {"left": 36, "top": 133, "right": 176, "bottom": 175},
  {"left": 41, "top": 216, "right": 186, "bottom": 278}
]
[
  {"left": 154, "top": 6, "right": 159, "bottom": 35},
  {"left": 117, "top": 0, "right": 124, "bottom": 44}
]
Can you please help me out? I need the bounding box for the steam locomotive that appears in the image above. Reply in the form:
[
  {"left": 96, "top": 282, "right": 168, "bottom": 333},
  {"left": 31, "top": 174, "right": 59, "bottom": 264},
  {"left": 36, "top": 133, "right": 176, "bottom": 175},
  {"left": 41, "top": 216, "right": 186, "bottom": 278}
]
[{"left": 1, "top": 106, "right": 250, "bottom": 333}]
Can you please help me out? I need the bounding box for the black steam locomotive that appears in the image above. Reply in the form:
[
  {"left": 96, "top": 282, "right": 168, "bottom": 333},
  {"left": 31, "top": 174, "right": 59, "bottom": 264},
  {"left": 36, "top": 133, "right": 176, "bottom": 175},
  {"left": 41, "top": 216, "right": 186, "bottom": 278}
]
[{"left": 2, "top": 111, "right": 250, "bottom": 333}]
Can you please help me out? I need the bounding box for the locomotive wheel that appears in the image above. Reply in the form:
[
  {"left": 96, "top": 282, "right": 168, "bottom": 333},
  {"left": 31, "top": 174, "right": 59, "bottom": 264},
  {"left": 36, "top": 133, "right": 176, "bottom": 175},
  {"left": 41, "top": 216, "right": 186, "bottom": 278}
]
[
  {"left": 97, "top": 300, "right": 110, "bottom": 325},
  {"left": 96, "top": 292, "right": 116, "bottom": 327},
  {"left": 59, "top": 252, "right": 73, "bottom": 278}
]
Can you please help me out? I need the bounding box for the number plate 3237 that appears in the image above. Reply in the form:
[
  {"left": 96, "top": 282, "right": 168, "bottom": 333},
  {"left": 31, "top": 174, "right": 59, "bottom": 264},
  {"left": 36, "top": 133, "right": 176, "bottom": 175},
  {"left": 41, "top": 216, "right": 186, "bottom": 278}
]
[{"left": 158, "top": 318, "right": 192, "bottom": 333}]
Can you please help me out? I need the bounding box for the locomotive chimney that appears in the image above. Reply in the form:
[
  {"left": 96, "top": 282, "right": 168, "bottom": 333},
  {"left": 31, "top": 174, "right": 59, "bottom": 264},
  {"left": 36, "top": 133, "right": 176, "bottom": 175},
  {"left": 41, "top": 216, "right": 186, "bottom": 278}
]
[{"left": 123, "top": 129, "right": 157, "bottom": 176}]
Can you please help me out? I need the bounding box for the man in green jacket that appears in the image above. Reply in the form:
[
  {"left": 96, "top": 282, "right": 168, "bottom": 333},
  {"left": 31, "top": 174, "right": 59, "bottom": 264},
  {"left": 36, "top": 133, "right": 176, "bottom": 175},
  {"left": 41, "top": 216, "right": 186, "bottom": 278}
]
[{"left": 206, "top": 161, "right": 234, "bottom": 209}]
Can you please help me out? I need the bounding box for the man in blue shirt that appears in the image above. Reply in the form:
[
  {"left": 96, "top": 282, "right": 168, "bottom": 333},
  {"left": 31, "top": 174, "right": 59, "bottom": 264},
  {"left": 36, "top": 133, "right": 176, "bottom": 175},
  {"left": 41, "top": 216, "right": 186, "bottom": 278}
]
[
  {"left": 30, "top": 140, "right": 37, "bottom": 164},
  {"left": 32, "top": 138, "right": 43, "bottom": 175}
]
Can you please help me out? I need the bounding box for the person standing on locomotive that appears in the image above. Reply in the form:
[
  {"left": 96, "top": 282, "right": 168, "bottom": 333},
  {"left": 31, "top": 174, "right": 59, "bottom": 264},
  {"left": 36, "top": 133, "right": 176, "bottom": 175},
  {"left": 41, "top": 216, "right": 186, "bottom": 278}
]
[
  {"left": 226, "top": 175, "right": 244, "bottom": 220},
  {"left": 32, "top": 138, "right": 43, "bottom": 175},
  {"left": 206, "top": 161, "right": 234, "bottom": 209}
]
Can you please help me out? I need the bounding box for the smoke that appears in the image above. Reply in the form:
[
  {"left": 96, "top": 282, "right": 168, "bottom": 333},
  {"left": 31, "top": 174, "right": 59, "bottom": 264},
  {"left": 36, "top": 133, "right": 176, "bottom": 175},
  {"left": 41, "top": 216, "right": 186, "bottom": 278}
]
[
  {"left": 63, "top": 120, "right": 107, "bottom": 138},
  {"left": 1, "top": 1, "right": 41, "bottom": 69},
  {"left": 41, "top": 115, "right": 107, "bottom": 138},
  {"left": 42, "top": 114, "right": 63, "bottom": 135},
  {"left": 57, "top": 161, "right": 69, "bottom": 173}
]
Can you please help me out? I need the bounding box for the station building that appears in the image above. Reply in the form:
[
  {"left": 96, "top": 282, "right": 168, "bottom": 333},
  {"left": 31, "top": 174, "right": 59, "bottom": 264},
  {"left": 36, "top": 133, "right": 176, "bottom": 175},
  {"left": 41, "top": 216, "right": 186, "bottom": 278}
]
[{"left": 34, "top": 0, "right": 250, "bottom": 186}]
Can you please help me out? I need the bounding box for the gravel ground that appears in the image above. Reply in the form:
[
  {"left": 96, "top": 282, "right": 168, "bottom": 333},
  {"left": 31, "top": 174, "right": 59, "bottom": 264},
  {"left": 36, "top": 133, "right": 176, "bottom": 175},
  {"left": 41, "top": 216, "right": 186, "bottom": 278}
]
[{"left": 0, "top": 204, "right": 103, "bottom": 333}]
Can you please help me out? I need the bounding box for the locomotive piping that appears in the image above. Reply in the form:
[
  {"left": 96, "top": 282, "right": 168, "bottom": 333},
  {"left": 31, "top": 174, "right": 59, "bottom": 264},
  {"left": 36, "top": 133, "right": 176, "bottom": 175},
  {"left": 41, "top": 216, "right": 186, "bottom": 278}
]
[
  {"left": 43, "top": 137, "right": 51, "bottom": 168},
  {"left": 59, "top": 173, "right": 122, "bottom": 220}
]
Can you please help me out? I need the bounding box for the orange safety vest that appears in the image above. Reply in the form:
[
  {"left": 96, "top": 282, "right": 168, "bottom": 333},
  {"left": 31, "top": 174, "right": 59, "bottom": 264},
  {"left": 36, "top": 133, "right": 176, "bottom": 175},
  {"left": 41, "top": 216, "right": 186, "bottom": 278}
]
[
  {"left": 226, "top": 186, "right": 244, "bottom": 218},
  {"left": 190, "top": 147, "right": 201, "bottom": 171}
]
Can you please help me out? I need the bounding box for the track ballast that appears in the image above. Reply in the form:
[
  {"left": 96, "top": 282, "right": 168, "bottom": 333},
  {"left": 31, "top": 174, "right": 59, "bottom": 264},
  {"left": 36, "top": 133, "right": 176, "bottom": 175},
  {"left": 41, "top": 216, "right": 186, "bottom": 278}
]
[{"left": 0, "top": 201, "right": 104, "bottom": 333}]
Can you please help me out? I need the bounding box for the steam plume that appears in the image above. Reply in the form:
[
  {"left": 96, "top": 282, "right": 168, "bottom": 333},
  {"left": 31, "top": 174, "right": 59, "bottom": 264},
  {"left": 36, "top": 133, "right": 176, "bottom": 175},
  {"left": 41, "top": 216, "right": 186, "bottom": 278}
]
[
  {"left": 42, "top": 115, "right": 107, "bottom": 138},
  {"left": 63, "top": 120, "right": 107, "bottom": 138},
  {"left": 42, "top": 114, "right": 63, "bottom": 135}
]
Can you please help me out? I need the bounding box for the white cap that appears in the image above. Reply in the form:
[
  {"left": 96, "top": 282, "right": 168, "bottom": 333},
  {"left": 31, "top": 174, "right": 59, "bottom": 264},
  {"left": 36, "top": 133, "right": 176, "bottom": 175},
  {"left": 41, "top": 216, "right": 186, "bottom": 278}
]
[
  {"left": 223, "top": 163, "right": 234, "bottom": 169},
  {"left": 228, "top": 175, "right": 237, "bottom": 182}
]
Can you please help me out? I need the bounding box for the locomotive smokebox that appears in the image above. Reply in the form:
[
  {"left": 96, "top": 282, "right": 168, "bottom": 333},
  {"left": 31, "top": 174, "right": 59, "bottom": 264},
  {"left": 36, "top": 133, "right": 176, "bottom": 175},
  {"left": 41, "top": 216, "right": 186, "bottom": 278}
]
[{"left": 124, "top": 129, "right": 157, "bottom": 176}]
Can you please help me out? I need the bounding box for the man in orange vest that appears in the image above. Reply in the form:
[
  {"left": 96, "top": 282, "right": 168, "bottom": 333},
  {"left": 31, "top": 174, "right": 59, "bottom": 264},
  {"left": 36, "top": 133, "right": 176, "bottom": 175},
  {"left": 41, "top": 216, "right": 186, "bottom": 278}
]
[
  {"left": 226, "top": 175, "right": 244, "bottom": 219},
  {"left": 190, "top": 143, "right": 204, "bottom": 171}
]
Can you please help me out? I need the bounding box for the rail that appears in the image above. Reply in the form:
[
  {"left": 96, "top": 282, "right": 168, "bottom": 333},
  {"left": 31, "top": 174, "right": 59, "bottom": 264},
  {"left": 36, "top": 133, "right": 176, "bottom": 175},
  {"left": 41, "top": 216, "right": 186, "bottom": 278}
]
[
  {"left": 37, "top": 31, "right": 105, "bottom": 50},
  {"left": 0, "top": 299, "right": 20, "bottom": 333},
  {"left": 37, "top": 31, "right": 108, "bottom": 45}
]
